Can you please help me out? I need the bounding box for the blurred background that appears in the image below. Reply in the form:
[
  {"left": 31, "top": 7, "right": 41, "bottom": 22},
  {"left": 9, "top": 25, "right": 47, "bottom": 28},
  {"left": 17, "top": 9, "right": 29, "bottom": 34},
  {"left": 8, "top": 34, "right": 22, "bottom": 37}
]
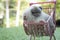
[{"left": 0, "top": 0, "right": 60, "bottom": 40}]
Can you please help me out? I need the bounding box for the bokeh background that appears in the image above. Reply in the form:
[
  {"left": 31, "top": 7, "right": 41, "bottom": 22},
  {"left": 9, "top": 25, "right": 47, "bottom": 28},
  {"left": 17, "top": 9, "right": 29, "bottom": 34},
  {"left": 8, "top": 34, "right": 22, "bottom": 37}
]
[{"left": 0, "top": 0, "right": 60, "bottom": 40}]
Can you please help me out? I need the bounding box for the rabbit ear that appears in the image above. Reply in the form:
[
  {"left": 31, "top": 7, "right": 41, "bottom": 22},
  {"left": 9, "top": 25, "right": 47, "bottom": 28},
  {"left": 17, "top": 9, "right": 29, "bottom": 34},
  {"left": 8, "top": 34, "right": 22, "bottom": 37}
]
[{"left": 39, "top": 7, "right": 42, "bottom": 10}]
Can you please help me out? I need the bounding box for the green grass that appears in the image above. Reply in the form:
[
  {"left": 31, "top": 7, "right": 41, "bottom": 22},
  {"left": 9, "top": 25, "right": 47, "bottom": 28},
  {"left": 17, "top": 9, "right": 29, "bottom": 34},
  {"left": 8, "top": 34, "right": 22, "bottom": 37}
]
[{"left": 0, "top": 26, "right": 60, "bottom": 40}]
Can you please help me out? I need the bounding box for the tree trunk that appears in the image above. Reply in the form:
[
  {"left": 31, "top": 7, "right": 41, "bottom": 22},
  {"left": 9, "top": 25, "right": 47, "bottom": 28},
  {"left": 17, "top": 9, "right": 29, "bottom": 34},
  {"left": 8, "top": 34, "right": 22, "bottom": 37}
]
[
  {"left": 16, "top": 0, "right": 20, "bottom": 27},
  {"left": 6, "top": 0, "right": 10, "bottom": 28}
]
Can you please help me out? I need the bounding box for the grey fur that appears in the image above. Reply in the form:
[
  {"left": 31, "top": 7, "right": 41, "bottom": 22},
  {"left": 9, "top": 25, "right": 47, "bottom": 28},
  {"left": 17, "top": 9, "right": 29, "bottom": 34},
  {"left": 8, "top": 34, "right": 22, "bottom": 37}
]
[{"left": 23, "top": 5, "right": 55, "bottom": 30}]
